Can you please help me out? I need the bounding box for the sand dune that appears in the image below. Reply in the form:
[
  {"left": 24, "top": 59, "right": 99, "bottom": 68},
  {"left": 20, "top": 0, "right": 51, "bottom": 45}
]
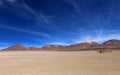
[{"left": 0, "top": 51, "right": 120, "bottom": 75}]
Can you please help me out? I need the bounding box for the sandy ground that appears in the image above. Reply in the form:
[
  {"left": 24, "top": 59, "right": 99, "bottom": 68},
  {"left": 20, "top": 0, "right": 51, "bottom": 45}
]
[{"left": 0, "top": 51, "right": 120, "bottom": 75}]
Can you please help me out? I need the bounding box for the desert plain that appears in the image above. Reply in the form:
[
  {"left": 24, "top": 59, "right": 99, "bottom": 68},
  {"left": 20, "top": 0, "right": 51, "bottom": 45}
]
[{"left": 0, "top": 51, "right": 120, "bottom": 75}]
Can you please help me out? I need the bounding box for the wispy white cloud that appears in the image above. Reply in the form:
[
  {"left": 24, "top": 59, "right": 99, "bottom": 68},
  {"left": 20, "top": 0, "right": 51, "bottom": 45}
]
[
  {"left": 48, "top": 42, "right": 72, "bottom": 46},
  {"left": 1, "top": 1, "right": 58, "bottom": 32},
  {"left": 0, "top": 24, "right": 51, "bottom": 37},
  {"left": 63, "top": 0, "right": 82, "bottom": 14},
  {"left": 0, "top": 42, "right": 11, "bottom": 50},
  {"left": 6, "top": 0, "right": 17, "bottom": 3},
  {"left": 21, "top": 2, "right": 58, "bottom": 32},
  {"left": 23, "top": 3, "right": 38, "bottom": 17},
  {"left": 0, "top": 46, "right": 8, "bottom": 50},
  {"left": 1, "top": 0, "right": 55, "bottom": 26},
  {"left": 0, "top": 0, "right": 3, "bottom": 6},
  {"left": 69, "top": 0, "right": 80, "bottom": 13},
  {"left": 75, "top": 29, "right": 120, "bottom": 43},
  {"left": 39, "top": 15, "right": 55, "bottom": 24},
  {"left": 0, "top": 42, "right": 10, "bottom": 46},
  {"left": 23, "top": 3, "right": 55, "bottom": 25}
]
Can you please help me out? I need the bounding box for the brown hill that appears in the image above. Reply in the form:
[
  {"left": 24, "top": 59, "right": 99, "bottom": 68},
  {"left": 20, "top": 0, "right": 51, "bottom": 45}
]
[
  {"left": 103, "top": 39, "right": 120, "bottom": 46},
  {"left": 103, "top": 39, "right": 120, "bottom": 48},
  {"left": 29, "top": 47, "right": 42, "bottom": 51},
  {"left": 41, "top": 45, "right": 63, "bottom": 51},
  {"left": 63, "top": 42, "right": 102, "bottom": 50},
  {"left": 3, "top": 44, "right": 29, "bottom": 51}
]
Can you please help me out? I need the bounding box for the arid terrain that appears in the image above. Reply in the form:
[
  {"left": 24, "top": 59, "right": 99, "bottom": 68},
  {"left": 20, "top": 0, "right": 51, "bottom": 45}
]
[{"left": 0, "top": 51, "right": 120, "bottom": 75}]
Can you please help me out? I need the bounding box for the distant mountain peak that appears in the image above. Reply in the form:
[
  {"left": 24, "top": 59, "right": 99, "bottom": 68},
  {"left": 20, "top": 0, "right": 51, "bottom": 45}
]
[
  {"left": 15, "top": 44, "right": 24, "bottom": 46},
  {"left": 107, "top": 39, "right": 120, "bottom": 41},
  {"left": 103, "top": 39, "right": 120, "bottom": 45},
  {"left": 3, "top": 44, "right": 29, "bottom": 51},
  {"left": 83, "top": 41, "right": 98, "bottom": 44}
]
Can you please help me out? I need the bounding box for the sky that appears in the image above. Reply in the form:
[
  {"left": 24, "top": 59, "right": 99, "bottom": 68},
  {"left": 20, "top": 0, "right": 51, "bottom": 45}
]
[{"left": 0, "top": 0, "right": 120, "bottom": 49}]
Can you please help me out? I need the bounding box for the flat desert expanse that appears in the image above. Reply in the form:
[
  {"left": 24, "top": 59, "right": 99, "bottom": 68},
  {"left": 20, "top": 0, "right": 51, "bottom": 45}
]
[{"left": 0, "top": 51, "right": 120, "bottom": 75}]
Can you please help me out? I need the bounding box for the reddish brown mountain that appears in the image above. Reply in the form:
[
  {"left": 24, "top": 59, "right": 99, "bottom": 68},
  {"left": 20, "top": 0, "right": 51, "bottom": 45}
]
[
  {"left": 103, "top": 39, "right": 120, "bottom": 48},
  {"left": 29, "top": 47, "right": 42, "bottom": 51},
  {"left": 1, "top": 39, "right": 120, "bottom": 51},
  {"left": 103, "top": 39, "right": 120, "bottom": 46},
  {"left": 41, "top": 45, "right": 63, "bottom": 51},
  {"left": 63, "top": 42, "right": 102, "bottom": 50},
  {"left": 3, "top": 44, "right": 29, "bottom": 51}
]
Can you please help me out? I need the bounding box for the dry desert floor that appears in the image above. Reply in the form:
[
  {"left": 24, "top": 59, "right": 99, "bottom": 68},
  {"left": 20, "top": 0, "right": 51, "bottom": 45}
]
[{"left": 0, "top": 51, "right": 120, "bottom": 75}]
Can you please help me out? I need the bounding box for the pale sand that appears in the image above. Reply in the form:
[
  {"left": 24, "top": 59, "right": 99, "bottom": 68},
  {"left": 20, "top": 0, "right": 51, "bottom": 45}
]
[{"left": 0, "top": 51, "right": 120, "bottom": 75}]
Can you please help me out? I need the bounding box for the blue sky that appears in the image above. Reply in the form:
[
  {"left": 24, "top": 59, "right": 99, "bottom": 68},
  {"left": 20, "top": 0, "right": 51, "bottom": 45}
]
[{"left": 0, "top": 0, "right": 120, "bottom": 49}]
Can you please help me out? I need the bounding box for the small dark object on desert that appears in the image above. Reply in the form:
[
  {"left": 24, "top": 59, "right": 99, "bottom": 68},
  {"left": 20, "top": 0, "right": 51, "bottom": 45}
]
[{"left": 98, "top": 49, "right": 105, "bottom": 53}]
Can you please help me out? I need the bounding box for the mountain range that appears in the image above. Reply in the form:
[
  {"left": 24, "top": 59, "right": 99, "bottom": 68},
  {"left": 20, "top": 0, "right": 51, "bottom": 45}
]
[{"left": 1, "top": 39, "right": 120, "bottom": 51}]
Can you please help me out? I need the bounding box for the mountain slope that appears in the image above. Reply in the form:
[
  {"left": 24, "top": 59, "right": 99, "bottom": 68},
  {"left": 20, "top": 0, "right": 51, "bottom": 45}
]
[
  {"left": 103, "top": 39, "right": 120, "bottom": 48},
  {"left": 3, "top": 44, "right": 29, "bottom": 51},
  {"left": 64, "top": 42, "right": 102, "bottom": 50}
]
